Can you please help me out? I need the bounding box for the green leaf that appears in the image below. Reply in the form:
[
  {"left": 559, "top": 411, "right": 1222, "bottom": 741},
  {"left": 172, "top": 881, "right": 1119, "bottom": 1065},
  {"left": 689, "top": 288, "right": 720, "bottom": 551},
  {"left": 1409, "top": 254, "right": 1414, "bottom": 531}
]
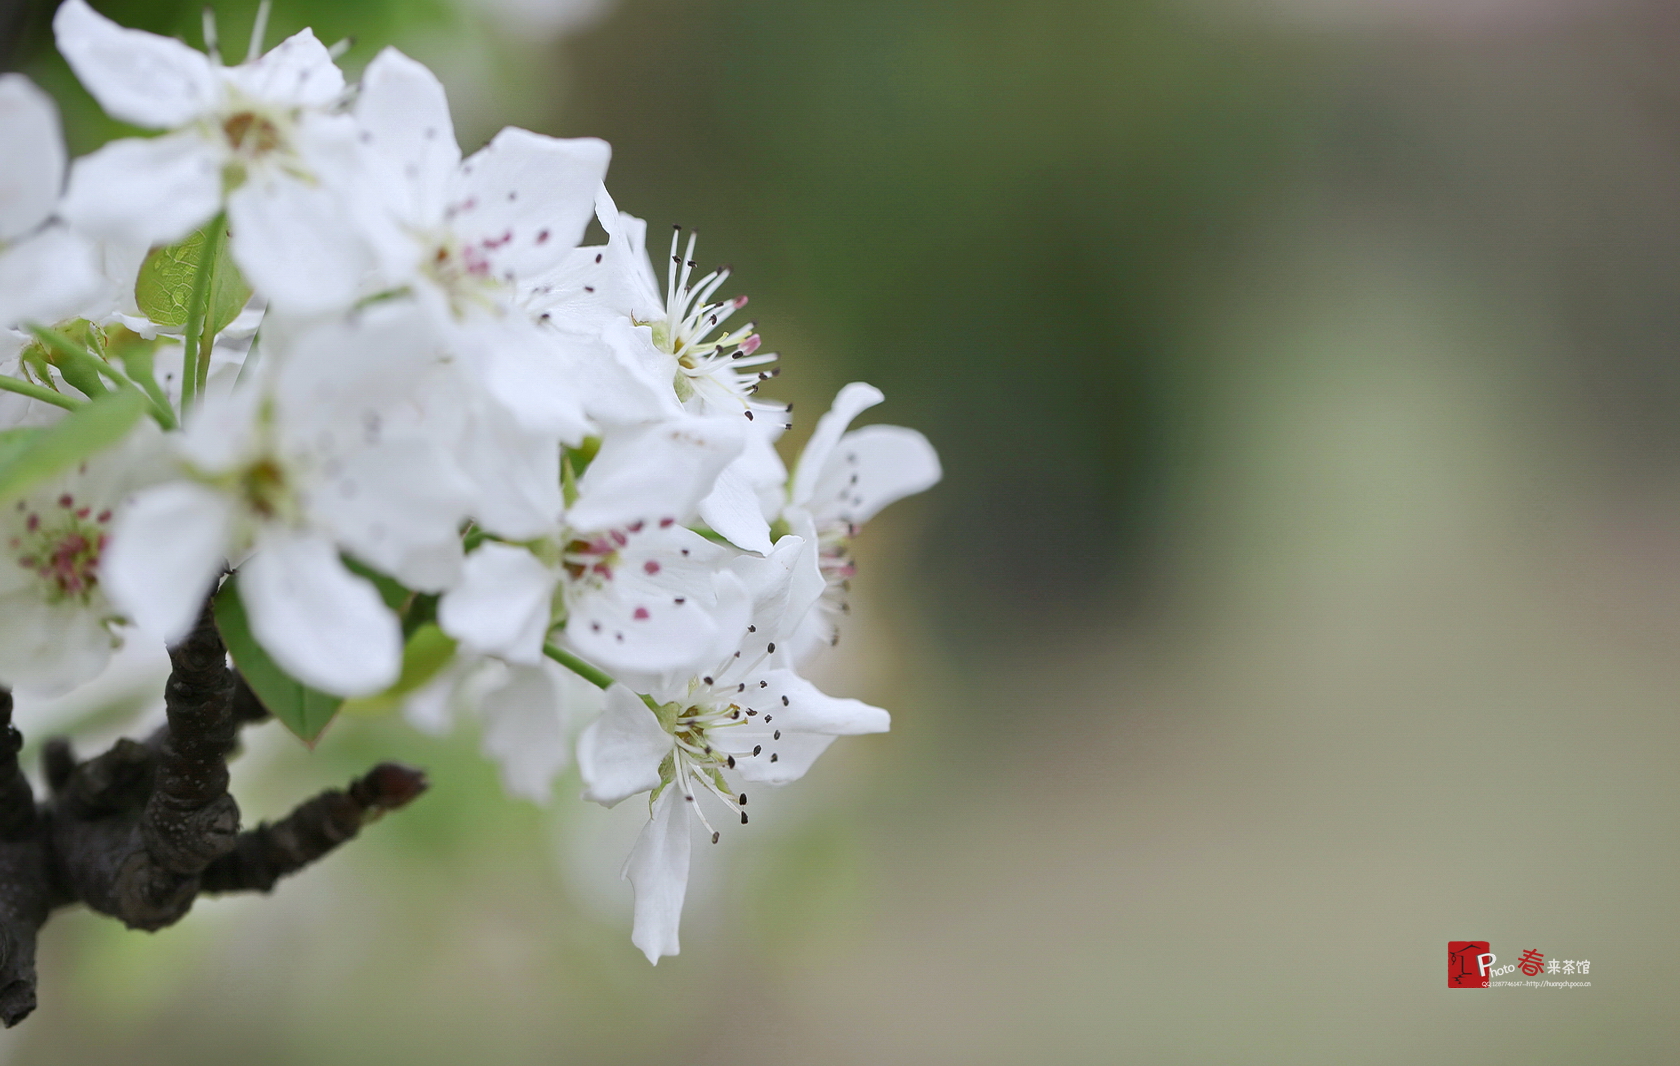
[
  {"left": 340, "top": 624, "right": 459, "bottom": 717},
  {"left": 214, "top": 575, "right": 343, "bottom": 744},
  {"left": 0, "top": 390, "right": 145, "bottom": 502},
  {"left": 135, "top": 223, "right": 251, "bottom": 335}
]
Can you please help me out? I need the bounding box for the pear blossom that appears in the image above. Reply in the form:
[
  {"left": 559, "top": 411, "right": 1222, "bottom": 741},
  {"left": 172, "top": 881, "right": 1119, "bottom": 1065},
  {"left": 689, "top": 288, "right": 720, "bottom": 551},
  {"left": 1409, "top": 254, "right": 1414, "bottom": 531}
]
[
  {"left": 1, "top": 18, "right": 935, "bottom": 971},
  {"left": 783, "top": 382, "right": 941, "bottom": 660},
  {"left": 0, "top": 424, "right": 161, "bottom": 695},
  {"left": 348, "top": 48, "right": 608, "bottom": 441},
  {"left": 439, "top": 414, "right": 752, "bottom": 679},
  {"left": 52, "top": 0, "right": 370, "bottom": 314},
  {"left": 103, "top": 302, "right": 473, "bottom": 694},
  {"left": 577, "top": 627, "right": 890, "bottom": 962},
  {"left": 406, "top": 655, "right": 605, "bottom": 803}
]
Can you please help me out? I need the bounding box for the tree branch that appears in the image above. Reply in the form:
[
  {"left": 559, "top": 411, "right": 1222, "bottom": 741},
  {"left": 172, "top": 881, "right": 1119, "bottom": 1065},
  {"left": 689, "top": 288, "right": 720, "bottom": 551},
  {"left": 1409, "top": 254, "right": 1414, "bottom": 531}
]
[{"left": 0, "top": 601, "right": 429, "bottom": 1026}]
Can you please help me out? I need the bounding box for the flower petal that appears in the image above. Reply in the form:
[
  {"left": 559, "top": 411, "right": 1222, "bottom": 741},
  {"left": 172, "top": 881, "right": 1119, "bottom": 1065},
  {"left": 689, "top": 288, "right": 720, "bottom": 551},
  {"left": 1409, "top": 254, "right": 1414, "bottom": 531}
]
[
  {"left": 697, "top": 461, "right": 773, "bottom": 555},
  {"left": 354, "top": 48, "right": 460, "bottom": 229},
  {"left": 60, "top": 132, "right": 221, "bottom": 247},
  {"left": 455, "top": 127, "right": 610, "bottom": 281},
  {"left": 220, "top": 28, "right": 344, "bottom": 107},
  {"left": 103, "top": 481, "right": 234, "bottom": 643},
  {"left": 0, "top": 592, "right": 115, "bottom": 697},
  {"left": 477, "top": 661, "right": 569, "bottom": 803},
  {"left": 624, "top": 786, "right": 690, "bottom": 964},
  {"left": 807, "top": 424, "right": 942, "bottom": 526},
  {"left": 567, "top": 416, "right": 744, "bottom": 532},
  {"left": 438, "top": 542, "right": 556, "bottom": 664},
  {"left": 53, "top": 0, "right": 220, "bottom": 129},
  {"left": 577, "top": 683, "right": 670, "bottom": 807},
  {"left": 0, "top": 74, "right": 65, "bottom": 241},
  {"left": 790, "top": 381, "right": 883, "bottom": 507},
  {"left": 226, "top": 152, "right": 374, "bottom": 316},
  {"left": 240, "top": 532, "right": 402, "bottom": 696},
  {"left": 0, "top": 225, "right": 104, "bottom": 331}
]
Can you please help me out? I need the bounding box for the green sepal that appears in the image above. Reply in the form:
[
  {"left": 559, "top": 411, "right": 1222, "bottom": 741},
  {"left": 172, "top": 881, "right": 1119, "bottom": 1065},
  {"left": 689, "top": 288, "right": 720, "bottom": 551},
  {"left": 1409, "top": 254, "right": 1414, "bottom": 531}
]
[
  {"left": 135, "top": 222, "right": 251, "bottom": 335},
  {"left": 0, "top": 389, "right": 145, "bottom": 503},
  {"left": 340, "top": 623, "right": 458, "bottom": 717},
  {"left": 104, "top": 327, "right": 178, "bottom": 430},
  {"left": 26, "top": 321, "right": 111, "bottom": 398},
  {"left": 214, "top": 574, "right": 344, "bottom": 744}
]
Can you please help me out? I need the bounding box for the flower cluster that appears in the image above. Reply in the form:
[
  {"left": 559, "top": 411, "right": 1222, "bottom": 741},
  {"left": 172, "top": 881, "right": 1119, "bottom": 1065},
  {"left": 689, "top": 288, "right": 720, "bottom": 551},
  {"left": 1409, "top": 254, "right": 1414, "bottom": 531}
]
[{"left": 0, "top": 2, "right": 938, "bottom": 962}]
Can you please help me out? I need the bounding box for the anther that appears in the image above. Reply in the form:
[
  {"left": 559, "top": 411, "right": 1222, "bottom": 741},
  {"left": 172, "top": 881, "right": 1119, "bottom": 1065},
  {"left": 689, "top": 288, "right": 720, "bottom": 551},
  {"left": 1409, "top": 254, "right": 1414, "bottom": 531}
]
[
  {"left": 726, "top": 755, "right": 736, "bottom": 768},
  {"left": 770, "top": 753, "right": 778, "bottom": 762},
  {"left": 781, "top": 695, "right": 789, "bottom": 706},
  {"left": 711, "top": 831, "right": 720, "bottom": 844},
  {"left": 752, "top": 745, "right": 762, "bottom": 756},
  {"left": 741, "top": 812, "right": 749, "bottom": 824},
  {"left": 766, "top": 642, "right": 775, "bottom": 653},
  {"left": 773, "top": 730, "right": 781, "bottom": 739},
  {"left": 738, "top": 793, "right": 747, "bottom": 805}
]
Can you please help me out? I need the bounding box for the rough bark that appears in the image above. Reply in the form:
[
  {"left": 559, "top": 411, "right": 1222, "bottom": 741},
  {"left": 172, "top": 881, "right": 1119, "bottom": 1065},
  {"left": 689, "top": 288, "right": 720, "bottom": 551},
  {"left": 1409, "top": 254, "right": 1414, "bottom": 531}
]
[{"left": 0, "top": 602, "right": 427, "bottom": 1026}]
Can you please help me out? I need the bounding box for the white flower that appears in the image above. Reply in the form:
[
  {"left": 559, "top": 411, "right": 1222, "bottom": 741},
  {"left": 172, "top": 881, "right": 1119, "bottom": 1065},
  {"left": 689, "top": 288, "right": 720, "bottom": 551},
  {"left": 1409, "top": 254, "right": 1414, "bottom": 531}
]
[
  {"left": 537, "top": 189, "right": 786, "bottom": 424},
  {"left": 0, "top": 424, "right": 161, "bottom": 695},
  {"left": 439, "top": 415, "right": 752, "bottom": 680},
  {"left": 783, "top": 382, "right": 941, "bottom": 661},
  {"left": 350, "top": 48, "right": 609, "bottom": 441},
  {"left": 102, "top": 302, "right": 474, "bottom": 695},
  {"left": 576, "top": 621, "right": 890, "bottom": 962},
  {"left": 405, "top": 655, "right": 604, "bottom": 804},
  {"left": 53, "top": 0, "right": 369, "bottom": 314},
  {"left": 0, "top": 74, "right": 103, "bottom": 332}
]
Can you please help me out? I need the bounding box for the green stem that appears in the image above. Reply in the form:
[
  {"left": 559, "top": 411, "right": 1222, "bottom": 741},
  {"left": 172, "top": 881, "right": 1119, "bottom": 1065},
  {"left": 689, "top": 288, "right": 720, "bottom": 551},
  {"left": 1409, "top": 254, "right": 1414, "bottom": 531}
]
[
  {"left": 181, "top": 213, "right": 226, "bottom": 414},
  {"left": 29, "top": 325, "right": 177, "bottom": 429},
  {"left": 0, "top": 376, "right": 80, "bottom": 412},
  {"left": 542, "top": 643, "right": 615, "bottom": 690}
]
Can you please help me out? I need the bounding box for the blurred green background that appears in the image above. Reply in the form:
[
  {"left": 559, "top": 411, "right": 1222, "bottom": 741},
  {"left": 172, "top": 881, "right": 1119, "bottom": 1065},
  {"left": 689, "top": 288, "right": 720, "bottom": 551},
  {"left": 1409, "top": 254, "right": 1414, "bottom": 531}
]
[{"left": 6, "top": 0, "right": 1680, "bottom": 1060}]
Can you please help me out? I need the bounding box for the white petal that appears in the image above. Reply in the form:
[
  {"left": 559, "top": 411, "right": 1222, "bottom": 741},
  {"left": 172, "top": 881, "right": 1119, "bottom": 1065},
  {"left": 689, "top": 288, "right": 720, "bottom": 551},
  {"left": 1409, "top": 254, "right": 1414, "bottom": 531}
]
[
  {"left": 790, "top": 382, "right": 883, "bottom": 507},
  {"left": 102, "top": 481, "right": 233, "bottom": 642},
  {"left": 53, "top": 0, "right": 219, "bottom": 128},
  {"left": 807, "top": 424, "right": 942, "bottom": 526},
  {"left": 309, "top": 436, "right": 471, "bottom": 592},
  {"left": 730, "top": 532, "right": 823, "bottom": 649},
  {"left": 719, "top": 671, "right": 887, "bottom": 786},
  {"left": 60, "top": 133, "right": 221, "bottom": 247},
  {"left": 437, "top": 542, "right": 556, "bottom": 664},
  {"left": 354, "top": 48, "right": 459, "bottom": 228},
  {"left": 577, "top": 683, "right": 670, "bottom": 807},
  {"left": 227, "top": 166, "right": 373, "bottom": 315},
  {"left": 0, "top": 74, "right": 65, "bottom": 241},
  {"left": 220, "top": 28, "right": 344, "bottom": 107},
  {"left": 567, "top": 416, "right": 744, "bottom": 532},
  {"left": 477, "top": 661, "right": 568, "bottom": 803},
  {"left": 0, "top": 225, "right": 103, "bottom": 331},
  {"left": 240, "top": 533, "right": 402, "bottom": 696},
  {"left": 470, "top": 316, "right": 591, "bottom": 441},
  {"left": 624, "top": 786, "right": 690, "bottom": 964},
  {"left": 455, "top": 127, "right": 610, "bottom": 281},
  {"left": 698, "top": 462, "right": 773, "bottom": 555},
  {"left": 454, "top": 405, "right": 564, "bottom": 538},
  {"left": 0, "top": 592, "right": 115, "bottom": 696}
]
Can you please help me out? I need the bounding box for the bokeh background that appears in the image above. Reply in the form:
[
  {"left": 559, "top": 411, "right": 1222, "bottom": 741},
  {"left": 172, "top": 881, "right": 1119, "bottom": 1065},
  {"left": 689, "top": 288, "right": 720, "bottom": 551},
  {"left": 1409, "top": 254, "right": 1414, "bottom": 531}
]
[{"left": 4, "top": 0, "right": 1680, "bottom": 1060}]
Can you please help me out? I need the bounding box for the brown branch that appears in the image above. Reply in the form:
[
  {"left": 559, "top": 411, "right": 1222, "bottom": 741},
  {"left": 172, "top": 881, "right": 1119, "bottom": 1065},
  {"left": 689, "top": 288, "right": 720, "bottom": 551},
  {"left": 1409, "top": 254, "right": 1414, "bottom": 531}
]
[{"left": 0, "top": 601, "right": 428, "bottom": 1026}]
